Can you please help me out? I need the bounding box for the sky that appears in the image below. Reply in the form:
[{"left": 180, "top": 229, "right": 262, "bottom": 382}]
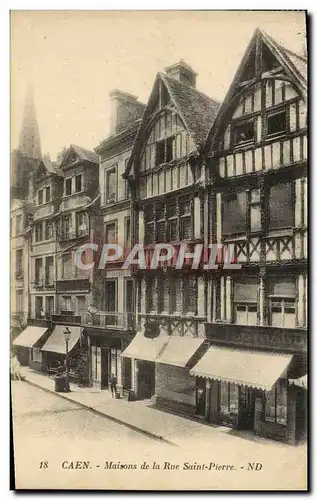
[{"left": 11, "top": 10, "right": 307, "bottom": 161}]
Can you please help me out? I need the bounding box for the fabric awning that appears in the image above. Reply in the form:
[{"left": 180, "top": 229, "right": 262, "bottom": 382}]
[
  {"left": 190, "top": 346, "right": 293, "bottom": 391},
  {"left": 121, "top": 333, "right": 168, "bottom": 362},
  {"left": 289, "top": 375, "right": 307, "bottom": 389},
  {"left": 156, "top": 336, "right": 205, "bottom": 368},
  {"left": 13, "top": 326, "right": 48, "bottom": 348},
  {"left": 41, "top": 325, "right": 82, "bottom": 354}
]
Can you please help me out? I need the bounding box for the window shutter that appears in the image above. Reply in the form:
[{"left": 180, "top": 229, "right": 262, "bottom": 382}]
[
  {"left": 269, "top": 278, "right": 296, "bottom": 297},
  {"left": 234, "top": 279, "right": 258, "bottom": 302}
]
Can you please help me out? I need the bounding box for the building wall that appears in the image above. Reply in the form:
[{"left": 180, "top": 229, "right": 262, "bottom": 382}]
[{"left": 155, "top": 363, "right": 196, "bottom": 413}]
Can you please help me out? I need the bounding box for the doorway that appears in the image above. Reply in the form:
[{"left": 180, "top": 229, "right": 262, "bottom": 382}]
[
  {"left": 138, "top": 360, "right": 155, "bottom": 399},
  {"left": 238, "top": 386, "right": 255, "bottom": 429},
  {"left": 195, "top": 377, "right": 206, "bottom": 416},
  {"left": 101, "top": 348, "right": 109, "bottom": 389}
]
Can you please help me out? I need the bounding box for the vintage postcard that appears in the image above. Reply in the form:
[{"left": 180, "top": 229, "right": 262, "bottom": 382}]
[{"left": 10, "top": 10, "right": 308, "bottom": 491}]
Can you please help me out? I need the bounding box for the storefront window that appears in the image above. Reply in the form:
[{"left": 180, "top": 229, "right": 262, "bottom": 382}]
[
  {"left": 220, "top": 382, "right": 239, "bottom": 415},
  {"left": 265, "top": 379, "right": 287, "bottom": 425}
]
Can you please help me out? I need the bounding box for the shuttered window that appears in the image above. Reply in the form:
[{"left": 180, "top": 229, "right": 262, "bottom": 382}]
[
  {"left": 184, "top": 276, "right": 197, "bottom": 314},
  {"left": 269, "top": 183, "right": 294, "bottom": 229},
  {"left": 105, "top": 167, "right": 117, "bottom": 203},
  {"left": 234, "top": 278, "right": 258, "bottom": 325},
  {"left": 222, "top": 192, "right": 247, "bottom": 235}
]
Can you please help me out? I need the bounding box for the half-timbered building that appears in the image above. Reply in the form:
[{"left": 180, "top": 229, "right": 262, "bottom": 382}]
[
  {"left": 191, "top": 29, "right": 307, "bottom": 443},
  {"left": 122, "top": 61, "right": 220, "bottom": 413}
]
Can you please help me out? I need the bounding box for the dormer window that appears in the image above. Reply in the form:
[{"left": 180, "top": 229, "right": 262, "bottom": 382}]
[
  {"left": 267, "top": 110, "right": 286, "bottom": 138},
  {"left": 45, "top": 186, "right": 51, "bottom": 202},
  {"left": 38, "top": 189, "right": 43, "bottom": 205},
  {"left": 232, "top": 119, "right": 255, "bottom": 147},
  {"left": 75, "top": 174, "right": 82, "bottom": 193},
  {"left": 65, "top": 178, "right": 72, "bottom": 196}
]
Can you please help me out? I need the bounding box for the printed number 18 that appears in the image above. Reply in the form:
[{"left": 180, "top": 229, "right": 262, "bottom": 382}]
[{"left": 39, "top": 461, "right": 48, "bottom": 469}]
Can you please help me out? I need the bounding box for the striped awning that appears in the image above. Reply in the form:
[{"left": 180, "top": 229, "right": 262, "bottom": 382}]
[
  {"left": 190, "top": 346, "right": 293, "bottom": 391},
  {"left": 156, "top": 336, "right": 206, "bottom": 368},
  {"left": 13, "top": 326, "right": 48, "bottom": 348},
  {"left": 41, "top": 325, "right": 82, "bottom": 354},
  {"left": 121, "top": 333, "right": 168, "bottom": 362}
]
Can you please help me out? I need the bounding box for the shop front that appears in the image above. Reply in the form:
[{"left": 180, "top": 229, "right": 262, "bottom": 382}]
[
  {"left": 41, "top": 324, "right": 83, "bottom": 380},
  {"left": 13, "top": 324, "right": 51, "bottom": 370},
  {"left": 85, "top": 329, "right": 133, "bottom": 393},
  {"left": 121, "top": 333, "right": 207, "bottom": 413},
  {"left": 190, "top": 345, "right": 299, "bottom": 443}
]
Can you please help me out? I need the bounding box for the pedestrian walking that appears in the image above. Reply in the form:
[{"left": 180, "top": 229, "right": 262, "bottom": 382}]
[{"left": 109, "top": 373, "right": 117, "bottom": 398}]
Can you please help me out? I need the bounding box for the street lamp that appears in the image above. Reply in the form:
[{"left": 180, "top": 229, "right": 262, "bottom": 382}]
[{"left": 63, "top": 327, "right": 71, "bottom": 392}]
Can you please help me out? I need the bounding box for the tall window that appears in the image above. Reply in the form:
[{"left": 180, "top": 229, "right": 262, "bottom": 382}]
[
  {"left": 45, "top": 186, "right": 51, "bottom": 202},
  {"left": 167, "top": 204, "right": 178, "bottom": 242},
  {"left": 35, "top": 296, "right": 43, "bottom": 318},
  {"left": 105, "top": 167, "right": 117, "bottom": 204},
  {"left": 62, "top": 253, "right": 73, "bottom": 279},
  {"left": 156, "top": 203, "right": 165, "bottom": 243},
  {"left": 65, "top": 178, "right": 72, "bottom": 196},
  {"left": 16, "top": 290, "right": 23, "bottom": 314},
  {"left": 105, "top": 222, "right": 117, "bottom": 244},
  {"left": 62, "top": 216, "right": 71, "bottom": 238},
  {"left": 184, "top": 275, "right": 197, "bottom": 314},
  {"left": 265, "top": 379, "right": 287, "bottom": 425},
  {"left": 220, "top": 382, "right": 239, "bottom": 415},
  {"left": 15, "top": 215, "right": 23, "bottom": 235},
  {"left": 222, "top": 191, "right": 247, "bottom": 235},
  {"left": 76, "top": 296, "right": 86, "bottom": 317},
  {"left": 269, "top": 182, "right": 294, "bottom": 230},
  {"left": 75, "top": 174, "right": 82, "bottom": 193},
  {"left": 179, "top": 199, "right": 192, "bottom": 240},
  {"left": 144, "top": 206, "right": 155, "bottom": 245},
  {"left": 35, "top": 258, "right": 43, "bottom": 285},
  {"left": 268, "top": 277, "right": 296, "bottom": 328},
  {"left": 146, "top": 277, "right": 155, "bottom": 313},
  {"left": 248, "top": 188, "right": 261, "bottom": 232},
  {"left": 45, "top": 220, "right": 53, "bottom": 240},
  {"left": 16, "top": 249, "right": 23, "bottom": 276},
  {"left": 45, "top": 256, "right": 54, "bottom": 285},
  {"left": 76, "top": 213, "right": 88, "bottom": 236},
  {"left": 170, "top": 277, "right": 182, "bottom": 313},
  {"left": 234, "top": 278, "right": 258, "bottom": 325},
  {"left": 45, "top": 296, "right": 54, "bottom": 316},
  {"left": 62, "top": 296, "right": 72, "bottom": 311},
  {"left": 35, "top": 222, "right": 43, "bottom": 242},
  {"left": 38, "top": 189, "right": 44, "bottom": 205}
]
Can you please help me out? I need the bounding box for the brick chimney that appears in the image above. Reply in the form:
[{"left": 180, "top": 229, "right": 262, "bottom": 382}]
[
  {"left": 164, "top": 60, "right": 197, "bottom": 88},
  {"left": 109, "top": 90, "right": 145, "bottom": 136}
]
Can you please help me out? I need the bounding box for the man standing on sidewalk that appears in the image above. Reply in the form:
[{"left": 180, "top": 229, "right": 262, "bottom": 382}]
[{"left": 109, "top": 373, "right": 117, "bottom": 398}]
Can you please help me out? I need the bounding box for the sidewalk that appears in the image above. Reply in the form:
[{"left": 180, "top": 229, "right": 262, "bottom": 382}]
[{"left": 20, "top": 367, "right": 205, "bottom": 445}]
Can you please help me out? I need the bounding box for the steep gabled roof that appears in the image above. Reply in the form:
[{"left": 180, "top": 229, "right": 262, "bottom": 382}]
[
  {"left": 60, "top": 144, "right": 99, "bottom": 169},
  {"left": 263, "top": 31, "right": 307, "bottom": 90},
  {"left": 203, "top": 28, "right": 307, "bottom": 154},
  {"left": 161, "top": 73, "right": 220, "bottom": 147},
  {"left": 126, "top": 72, "right": 220, "bottom": 175},
  {"left": 70, "top": 144, "right": 99, "bottom": 164}
]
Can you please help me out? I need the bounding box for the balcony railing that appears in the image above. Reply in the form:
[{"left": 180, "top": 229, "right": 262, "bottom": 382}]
[
  {"left": 27, "top": 316, "right": 53, "bottom": 328},
  {"left": 81, "top": 311, "right": 135, "bottom": 330},
  {"left": 205, "top": 322, "right": 307, "bottom": 354},
  {"left": 57, "top": 228, "right": 89, "bottom": 241},
  {"left": 56, "top": 278, "right": 90, "bottom": 292}
]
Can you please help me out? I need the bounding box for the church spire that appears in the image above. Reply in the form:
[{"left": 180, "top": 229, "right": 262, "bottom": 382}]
[{"left": 18, "top": 84, "right": 42, "bottom": 159}]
